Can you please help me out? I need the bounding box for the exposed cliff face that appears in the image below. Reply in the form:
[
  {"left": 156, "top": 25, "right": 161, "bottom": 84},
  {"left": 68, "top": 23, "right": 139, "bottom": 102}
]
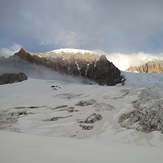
[
  {"left": 12, "top": 48, "right": 124, "bottom": 86},
  {"left": 127, "top": 60, "right": 163, "bottom": 73}
]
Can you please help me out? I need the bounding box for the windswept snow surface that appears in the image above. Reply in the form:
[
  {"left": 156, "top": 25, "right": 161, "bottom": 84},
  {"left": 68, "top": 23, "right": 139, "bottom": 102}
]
[
  {"left": 0, "top": 72, "right": 163, "bottom": 163},
  {"left": 1, "top": 130, "right": 162, "bottom": 163}
]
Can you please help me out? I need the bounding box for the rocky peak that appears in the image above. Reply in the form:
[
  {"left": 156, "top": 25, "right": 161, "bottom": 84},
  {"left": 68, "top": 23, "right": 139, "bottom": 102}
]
[
  {"left": 15, "top": 47, "right": 27, "bottom": 55},
  {"left": 99, "top": 55, "right": 108, "bottom": 62},
  {"left": 12, "top": 48, "right": 124, "bottom": 86}
]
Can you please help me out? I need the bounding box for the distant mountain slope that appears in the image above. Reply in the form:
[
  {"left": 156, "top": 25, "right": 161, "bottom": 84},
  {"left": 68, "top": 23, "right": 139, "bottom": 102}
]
[
  {"left": 0, "top": 48, "right": 124, "bottom": 86},
  {"left": 127, "top": 60, "right": 163, "bottom": 73}
]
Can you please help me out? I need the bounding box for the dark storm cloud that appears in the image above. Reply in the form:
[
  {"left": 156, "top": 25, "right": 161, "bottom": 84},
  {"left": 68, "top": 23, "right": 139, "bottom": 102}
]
[{"left": 0, "top": 0, "right": 163, "bottom": 53}]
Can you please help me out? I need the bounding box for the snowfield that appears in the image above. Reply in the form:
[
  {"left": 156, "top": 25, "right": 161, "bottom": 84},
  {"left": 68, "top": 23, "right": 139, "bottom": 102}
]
[
  {"left": 1, "top": 130, "right": 162, "bottom": 163},
  {"left": 0, "top": 72, "right": 163, "bottom": 163}
]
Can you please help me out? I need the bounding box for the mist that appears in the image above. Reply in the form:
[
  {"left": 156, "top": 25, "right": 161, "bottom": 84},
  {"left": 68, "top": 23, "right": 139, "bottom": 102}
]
[
  {"left": 1, "top": 47, "right": 163, "bottom": 73},
  {"left": 94, "top": 50, "right": 163, "bottom": 71},
  {"left": 0, "top": 57, "right": 93, "bottom": 84},
  {"left": 0, "top": 44, "right": 22, "bottom": 58}
]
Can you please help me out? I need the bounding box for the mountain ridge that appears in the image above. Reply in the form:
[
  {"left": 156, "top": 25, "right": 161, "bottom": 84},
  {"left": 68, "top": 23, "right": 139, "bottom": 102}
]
[{"left": 1, "top": 48, "right": 125, "bottom": 86}]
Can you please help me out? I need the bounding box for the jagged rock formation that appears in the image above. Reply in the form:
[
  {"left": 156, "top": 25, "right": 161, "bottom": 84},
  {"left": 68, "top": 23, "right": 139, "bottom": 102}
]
[
  {"left": 77, "top": 113, "right": 102, "bottom": 123},
  {"left": 127, "top": 60, "right": 163, "bottom": 73},
  {"left": 119, "top": 87, "right": 163, "bottom": 133},
  {"left": 0, "top": 73, "right": 28, "bottom": 85},
  {"left": 78, "top": 113, "right": 102, "bottom": 130},
  {"left": 11, "top": 48, "right": 124, "bottom": 86},
  {"left": 76, "top": 99, "right": 96, "bottom": 106},
  {"left": 79, "top": 124, "right": 94, "bottom": 130},
  {"left": 0, "top": 110, "right": 32, "bottom": 128}
]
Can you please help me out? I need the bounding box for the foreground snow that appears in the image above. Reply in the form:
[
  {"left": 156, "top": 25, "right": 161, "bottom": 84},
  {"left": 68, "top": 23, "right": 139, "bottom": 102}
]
[
  {"left": 1, "top": 130, "right": 162, "bottom": 163},
  {"left": 0, "top": 72, "right": 163, "bottom": 163}
]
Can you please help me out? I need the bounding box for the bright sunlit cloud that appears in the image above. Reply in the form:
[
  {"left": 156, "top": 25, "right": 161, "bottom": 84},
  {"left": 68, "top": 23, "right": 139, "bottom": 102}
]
[
  {"left": 0, "top": 43, "right": 22, "bottom": 58},
  {"left": 94, "top": 49, "right": 163, "bottom": 70}
]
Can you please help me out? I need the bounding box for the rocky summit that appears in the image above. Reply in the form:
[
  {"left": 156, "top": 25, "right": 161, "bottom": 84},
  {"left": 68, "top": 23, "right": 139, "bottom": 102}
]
[{"left": 11, "top": 48, "right": 124, "bottom": 86}]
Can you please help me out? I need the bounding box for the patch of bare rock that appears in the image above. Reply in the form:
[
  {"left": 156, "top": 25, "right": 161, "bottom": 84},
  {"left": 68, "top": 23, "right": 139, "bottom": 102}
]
[
  {"left": 78, "top": 113, "right": 102, "bottom": 124},
  {"left": 77, "top": 113, "right": 102, "bottom": 130},
  {"left": 75, "top": 99, "right": 96, "bottom": 106},
  {"left": 0, "top": 110, "right": 32, "bottom": 129},
  {"left": 119, "top": 86, "right": 163, "bottom": 133},
  {"left": 0, "top": 72, "right": 27, "bottom": 85}
]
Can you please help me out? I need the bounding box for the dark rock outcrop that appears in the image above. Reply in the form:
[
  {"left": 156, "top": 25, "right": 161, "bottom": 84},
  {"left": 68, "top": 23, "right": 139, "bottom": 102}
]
[
  {"left": 79, "top": 124, "right": 94, "bottom": 130},
  {"left": 44, "top": 115, "right": 72, "bottom": 122},
  {"left": 76, "top": 99, "right": 96, "bottom": 106},
  {"left": 12, "top": 48, "right": 124, "bottom": 86},
  {"left": 0, "top": 72, "right": 28, "bottom": 85},
  {"left": 78, "top": 113, "right": 102, "bottom": 123},
  {"left": 127, "top": 60, "right": 163, "bottom": 73}
]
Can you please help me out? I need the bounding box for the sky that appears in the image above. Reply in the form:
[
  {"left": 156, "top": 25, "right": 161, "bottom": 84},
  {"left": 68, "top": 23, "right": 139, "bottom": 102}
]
[{"left": 0, "top": 0, "right": 163, "bottom": 57}]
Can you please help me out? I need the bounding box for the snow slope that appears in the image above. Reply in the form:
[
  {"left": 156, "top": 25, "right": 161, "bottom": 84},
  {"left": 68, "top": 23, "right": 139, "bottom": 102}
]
[
  {"left": 0, "top": 46, "right": 163, "bottom": 163},
  {"left": 122, "top": 71, "right": 163, "bottom": 86},
  {"left": 1, "top": 130, "right": 162, "bottom": 163},
  {"left": 0, "top": 71, "right": 163, "bottom": 162}
]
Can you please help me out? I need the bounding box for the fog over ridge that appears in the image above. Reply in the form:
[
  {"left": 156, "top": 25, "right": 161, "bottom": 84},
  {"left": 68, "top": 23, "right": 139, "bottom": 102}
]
[
  {"left": 1, "top": 45, "right": 163, "bottom": 71},
  {"left": 94, "top": 50, "right": 163, "bottom": 71}
]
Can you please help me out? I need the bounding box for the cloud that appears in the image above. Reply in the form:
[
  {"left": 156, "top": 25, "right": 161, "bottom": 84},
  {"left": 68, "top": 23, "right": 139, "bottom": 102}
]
[
  {"left": 1, "top": 43, "right": 163, "bottom": 73},
  {"left": 95, "top": 49, "right": 163, "bottom": 70},
  {"left": 54, "top": 31, "right": 86, "bottom": 48},
  {"left": 0, "top": 0, "right": 163, "bottom": 53},
  {"left": 0, "top": 43, "right": 22, "bottom": 58}
]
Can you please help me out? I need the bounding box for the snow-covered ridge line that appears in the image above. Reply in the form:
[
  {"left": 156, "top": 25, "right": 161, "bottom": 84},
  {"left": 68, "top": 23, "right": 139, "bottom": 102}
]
[
  {"left": 51, "top": 48, "right": 96, "bottom": 55},
  {"left": 12, "top": 48, "right": 124, "bottom": 86},
  {"left": 13, "top": 48, "right": 163, "bottom": 71}
]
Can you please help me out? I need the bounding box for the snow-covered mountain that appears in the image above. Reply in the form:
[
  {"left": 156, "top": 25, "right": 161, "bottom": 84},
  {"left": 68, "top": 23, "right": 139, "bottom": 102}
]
[
  {"left": 1, "top": 48, "right": 125, "bottom": 86},
  {"left": 0, "top": 48, "right": 163, "bottom": 163}
]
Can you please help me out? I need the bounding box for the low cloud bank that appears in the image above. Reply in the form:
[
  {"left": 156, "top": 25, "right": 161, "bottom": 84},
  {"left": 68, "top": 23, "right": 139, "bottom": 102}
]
[
  {"left": 1, "top": 45, "right": 163, "bottom": 71},
  {"left": 94, "top": 50, "right": 163, "bottom": 71},
  {"left": 0, "top": 43, "right": 22, "bottom": 58},
  {"left": 0, "top": 57, "right": 92, "bottom": 84}
]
